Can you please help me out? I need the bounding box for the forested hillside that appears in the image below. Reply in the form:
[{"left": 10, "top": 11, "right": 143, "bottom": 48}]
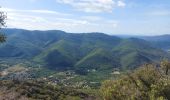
[{"left": 0, "top": 29, "right": 169, "bottom": 75}]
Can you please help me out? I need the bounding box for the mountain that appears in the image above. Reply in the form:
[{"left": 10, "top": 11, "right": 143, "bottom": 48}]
[
  {"left": 0, "top": 29, "right": 169, "bottom": 74},
  {"left": 126, "top": 34, "right": 170, "bottom": 51},
  {"left": 0, "top": 29, "right": 67, "bottom": 58}
]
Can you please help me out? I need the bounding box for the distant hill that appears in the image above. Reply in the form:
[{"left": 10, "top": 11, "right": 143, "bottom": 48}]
[
  {"left": 0, "top": 29, "right": 67, "bottom": 58},
  {"left": 122, "top": 34, "right": 170, "bottom": 51},
  {"left": 0, "top": 29, "right": 169, "bottom": 74}
]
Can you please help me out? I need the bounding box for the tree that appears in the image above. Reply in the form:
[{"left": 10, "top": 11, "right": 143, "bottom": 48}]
[
  {"left": 100, "top": 64, "right": 170, "bottom": 100},
  {"left": 160, "top": 59, "right": 170, "bottom": 75},
  {"left": 0, "top": 9, "right": 7, "bottom": 42}
]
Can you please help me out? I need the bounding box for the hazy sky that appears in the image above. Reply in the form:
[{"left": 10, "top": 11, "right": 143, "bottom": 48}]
[{"left": 0, "top": 0, "right": 170, "bottom": 35}]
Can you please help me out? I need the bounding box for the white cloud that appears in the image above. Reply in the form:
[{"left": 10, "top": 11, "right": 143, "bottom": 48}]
[
  {"left": 0, "top": 7, "right": 118, "bottom": 33},
  {"left": 0, "top": 8, "right": 70, "bottom": 16},
  {"left": 117, "top": 1, "right": 126, "bottom": 7},
  {"left": 56, "top": 0, "right": 126, "bottom": 13}
]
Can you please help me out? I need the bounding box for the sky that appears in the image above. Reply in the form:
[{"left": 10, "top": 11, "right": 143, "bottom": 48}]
[{"left": 0, "top": 0, "right": 170, "bottom": 35}]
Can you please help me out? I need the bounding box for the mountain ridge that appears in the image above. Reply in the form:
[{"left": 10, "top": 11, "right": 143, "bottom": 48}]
[{"left": 0, "top": 28, "right": 169, "bottom": 74}]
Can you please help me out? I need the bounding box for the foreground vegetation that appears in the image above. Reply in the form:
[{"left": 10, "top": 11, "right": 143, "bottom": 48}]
[
  {"left": 100, "top": 61, "right": 170, "bottom": 100},
  {"left": 0, "top": 79, "right": 98, "bottom": 100}
]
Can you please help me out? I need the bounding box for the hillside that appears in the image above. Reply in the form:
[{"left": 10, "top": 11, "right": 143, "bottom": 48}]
[
  {"left": 134, "top": 34, "right": 170, "bottom": 51},
  {"left": 0, "top": 29, "right": 169, "bottom": 75},
  {"left": 100, "top": 63, "right": 170, "bottom": 100},
  {"left": 0, "top": 80, "right": 97, "bottom": 100}
]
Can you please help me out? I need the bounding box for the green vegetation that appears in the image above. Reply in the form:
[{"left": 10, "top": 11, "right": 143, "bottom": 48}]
[
  {"left": 100, "top": 63, "right": 170, "bottom": 100},
  {"left": 142, "top": 35, "right": 170, "bottom": 51},
  {"left": 161, "top": 59, "right": 170, "bottom": 75},
  {"left": 0, "top": 10, "right": 6, "bottom": 42},
  {"left": 1, "top": 29, "right": 170, "bottom": 100},
  {"left": 0, "top": 80, "right": 97, "bottom": 100},
  {"left": 0, "top": 6, "right": 170, "bottom": 100},
  {"left": 1, "top": 61, "right": 170, "bottom": 100},
  {"left": 1, "top": 29, "right": 169, "bottom": 75}
]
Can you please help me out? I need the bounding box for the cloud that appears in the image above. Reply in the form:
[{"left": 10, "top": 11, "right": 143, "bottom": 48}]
[
  {"left": 0, "top": 8, "right": 71, "bottom": 16},
  {"left": 117, "top": 1, "right": 126, "bottom": 7},
  {"left": 56, "top": 0, "right": 126, "bottom": 13},
  {"left": 0, "top": 7, "right": 118, "bottom": 33}
]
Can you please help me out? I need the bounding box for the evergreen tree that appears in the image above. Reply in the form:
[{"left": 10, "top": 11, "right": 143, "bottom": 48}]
[{"left": 0, "top": 9, "right": 7, "bottom": 42}]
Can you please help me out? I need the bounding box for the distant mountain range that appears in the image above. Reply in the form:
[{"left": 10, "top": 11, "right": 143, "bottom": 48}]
[
  {"left": 140, "top": 35, "right": 170, "bottom": 51},
  {"left": 0, "top": 28, "right": 169, "bottom": 74},
  {"left": 119, "top": 34, "right": 170, "bottom": 51}
]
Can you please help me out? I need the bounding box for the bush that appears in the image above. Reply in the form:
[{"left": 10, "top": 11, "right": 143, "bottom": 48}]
[{"left": 100, "top": 64, "right": 170, "bottom": 100}]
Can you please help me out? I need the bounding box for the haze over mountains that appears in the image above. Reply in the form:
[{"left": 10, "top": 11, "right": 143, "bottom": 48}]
[
  {"left": 0, "top": 28, "right": 169, "bottom": 74},
  {"left": 141, "top": 35, "right": 170, "bottom": 51}
]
